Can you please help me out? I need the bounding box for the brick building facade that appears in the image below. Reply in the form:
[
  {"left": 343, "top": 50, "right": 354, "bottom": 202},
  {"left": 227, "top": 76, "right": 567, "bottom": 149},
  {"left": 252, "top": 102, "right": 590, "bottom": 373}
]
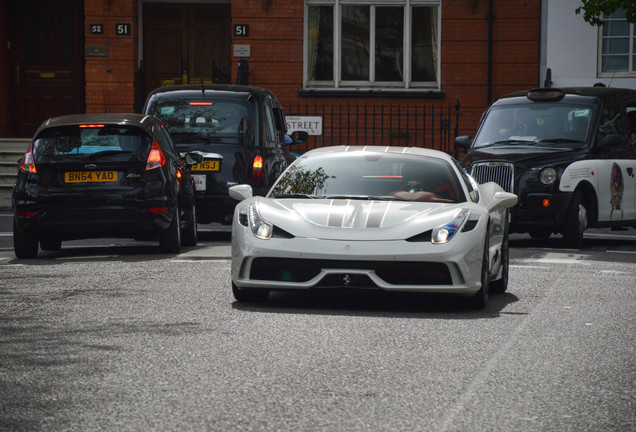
[{"left": 1, "top": 0, "right": 541, "bottom": 152}]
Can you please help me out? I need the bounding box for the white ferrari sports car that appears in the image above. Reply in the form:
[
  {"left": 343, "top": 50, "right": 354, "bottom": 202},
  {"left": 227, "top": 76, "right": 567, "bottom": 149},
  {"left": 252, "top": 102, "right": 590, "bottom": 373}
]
[{"left": 229, "top": 146, "right": 518, "bottom": 308}]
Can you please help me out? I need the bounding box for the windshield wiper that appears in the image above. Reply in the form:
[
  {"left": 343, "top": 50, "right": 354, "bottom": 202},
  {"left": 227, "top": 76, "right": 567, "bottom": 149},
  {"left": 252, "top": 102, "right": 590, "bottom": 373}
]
[
  {"left": 535, "top": 138, "right": 583, "bottom": 144},
  {"left": 272, "top": 193, "right": 318, "bottom": 199},
  {"left": 475, "top": 139, "right": 537, "bottom": 149},
  {"left": 88, "top": 150, "right": 132, "bottom": 158},
  {"left": 171, "top": 133, "right": 215, "bottom": 144},
  {"left": 324, "top": 195, "right": 400, "bottom": 201}
]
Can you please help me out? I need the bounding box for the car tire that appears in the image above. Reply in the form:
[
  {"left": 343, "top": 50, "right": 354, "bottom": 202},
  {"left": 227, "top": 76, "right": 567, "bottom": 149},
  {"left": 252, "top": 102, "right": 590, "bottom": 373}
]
[
  {"left": 563, "top": 190, "right": 587, "bottom": 249},
  {"left": 13, "top": 220, "right": 38, "bottom": 259},
  {"left": 180, "top": 203, "right": 198, "bottom": 247},
  {"left": 159, "top": 206, "right": 181, "bottom": 254},
  {"left": 40, "top": 239, "right": 62, "bottom": 251},
  {"left": 470, "top": 234, "right": 490, "bottom": 309},
  {"left": 491, "top": 228, "right": 509, "bottom": 294},
  {"left": 232, "top": 282, "right": 270, "bottom": 302}
]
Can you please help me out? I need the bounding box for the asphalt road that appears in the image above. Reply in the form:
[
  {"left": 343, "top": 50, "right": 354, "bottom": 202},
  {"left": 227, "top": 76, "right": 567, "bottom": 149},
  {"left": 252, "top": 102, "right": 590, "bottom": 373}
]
[{"left": 0, "top": 213, "right": 634, "bottom": 431}]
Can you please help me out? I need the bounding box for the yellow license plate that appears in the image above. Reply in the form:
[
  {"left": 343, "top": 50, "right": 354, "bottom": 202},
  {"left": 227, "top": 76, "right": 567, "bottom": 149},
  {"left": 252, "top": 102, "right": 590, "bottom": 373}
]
[
  {"left": 65, "top": 171, "right": 118, "bottom": 183},
  {"left": 191, "top": 160, "right": 220, "bottom": 171}
]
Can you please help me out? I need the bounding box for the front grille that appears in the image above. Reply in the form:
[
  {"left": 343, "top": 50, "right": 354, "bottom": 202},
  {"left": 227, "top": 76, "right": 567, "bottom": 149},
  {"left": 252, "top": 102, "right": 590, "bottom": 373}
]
[
  {"left": 470, "top": 161, "right": 514, "bottom": 193},
  {"left": 249, "top": 258, "right": 452, "bottom": 286}
]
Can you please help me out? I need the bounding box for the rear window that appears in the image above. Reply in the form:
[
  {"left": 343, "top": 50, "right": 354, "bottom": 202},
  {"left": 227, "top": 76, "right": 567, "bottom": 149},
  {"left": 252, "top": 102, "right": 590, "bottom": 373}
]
[
  {"left": 33, "top": 125, "right": 150, "bottom": 162},
  {"left": 149, "top": 100, "right": 250, "bottom": 137}
]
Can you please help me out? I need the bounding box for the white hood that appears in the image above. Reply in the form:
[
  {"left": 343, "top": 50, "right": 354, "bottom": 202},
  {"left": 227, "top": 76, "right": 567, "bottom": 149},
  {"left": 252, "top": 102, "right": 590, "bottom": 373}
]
[{"left": 255, "top": 198, "right": 470, "bottom": 241}]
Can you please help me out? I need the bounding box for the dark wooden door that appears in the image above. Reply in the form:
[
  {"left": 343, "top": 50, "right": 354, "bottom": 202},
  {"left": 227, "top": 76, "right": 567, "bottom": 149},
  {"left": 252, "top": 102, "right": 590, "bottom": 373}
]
[
  {"left": 10, "top": 0, "right": 85, "bottom": 137},
  {"left": 143, "top": 3, "right": 231, "bottom": 94}
]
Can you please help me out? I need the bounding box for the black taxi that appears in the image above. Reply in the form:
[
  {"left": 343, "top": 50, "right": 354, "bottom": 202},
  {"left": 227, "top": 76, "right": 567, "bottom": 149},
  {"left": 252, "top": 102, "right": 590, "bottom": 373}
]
[
  {"left": 456, "top": 87, "right": 636, "bottom": 247},
  {"left": 143, "top": 84, "right": 306, "bottom": 225}
]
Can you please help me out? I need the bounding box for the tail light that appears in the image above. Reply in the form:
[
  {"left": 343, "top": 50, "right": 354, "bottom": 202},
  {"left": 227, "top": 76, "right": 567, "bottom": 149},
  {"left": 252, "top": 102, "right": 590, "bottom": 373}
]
[
  {"left": 148, "top": 207, "right": 170, "bottom": 214},
  {"left": 252, "top": 155, "right": 263, "bottom": 182},
  {"left": 20, "top": 144, "right": 37, "bottom": 174},
  {"left": 146, "top": 140, "right": 166, "bottom": 171},
  {"left": 17, "top": 211, "right": 37, "bottom": 218}
]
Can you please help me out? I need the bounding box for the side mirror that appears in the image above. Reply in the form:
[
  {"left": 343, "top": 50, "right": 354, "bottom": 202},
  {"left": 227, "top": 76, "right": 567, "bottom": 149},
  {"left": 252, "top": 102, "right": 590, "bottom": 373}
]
[
  {"left": 183, "top": 152, "right": 203, "bottom": 166},
  {"left": 229, "top": 184, "right": 253, "bottom": 201},
  {"left": 487, "top": 191, "right": 518, "bottom": 212},
  {"left": 455, "top": 135, "right": 472, "bottom": 149},
  {"left": 598, "top": 134, "right": 625, "bottom": 149}
]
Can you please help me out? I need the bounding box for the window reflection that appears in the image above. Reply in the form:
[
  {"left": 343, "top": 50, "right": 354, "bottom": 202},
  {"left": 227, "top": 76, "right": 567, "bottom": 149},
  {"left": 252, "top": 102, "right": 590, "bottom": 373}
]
[
  {"left": 307, "top": 6, "right": 334, "bottom": 81},
  {"left": 341, "top": 5, "right": 370, "bottom": 81},
  {"left": 375, "top": 7, "right": 403, "bottom": 82}
]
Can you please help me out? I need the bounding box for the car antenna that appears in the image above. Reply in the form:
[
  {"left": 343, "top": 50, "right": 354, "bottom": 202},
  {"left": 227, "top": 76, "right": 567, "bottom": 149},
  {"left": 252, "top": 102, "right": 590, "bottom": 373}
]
[{"left": 201, "top": 80, "right": 205, "bottom": 96}]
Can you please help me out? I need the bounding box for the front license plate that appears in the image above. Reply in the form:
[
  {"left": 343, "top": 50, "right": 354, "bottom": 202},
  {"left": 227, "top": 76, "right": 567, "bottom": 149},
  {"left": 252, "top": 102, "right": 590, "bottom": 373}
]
[
  {"left": 65, "top": 171, "right": 118, "bottom": 183},
  {"left": 191, "top": 160, "right": 220, "bottom": 172},
  {"left": 192, "top": 174, "right": 206, "bottom": 191}
]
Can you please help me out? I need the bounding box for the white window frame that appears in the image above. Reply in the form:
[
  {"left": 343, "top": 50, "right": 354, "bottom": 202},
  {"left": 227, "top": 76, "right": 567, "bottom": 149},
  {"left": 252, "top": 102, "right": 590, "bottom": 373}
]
[
  {"left": 303, "top": 0, "right": 442, "bottom": 91},
  {"left": 598, "top": 11, "right": 636, "bottom": 77}
]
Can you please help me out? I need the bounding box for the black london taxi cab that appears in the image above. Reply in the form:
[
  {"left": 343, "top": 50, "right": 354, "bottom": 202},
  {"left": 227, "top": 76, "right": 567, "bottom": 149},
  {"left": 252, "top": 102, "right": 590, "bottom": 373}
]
[
  {"left": 143, "top": 84, "right": 306, "bottom": 225},
  {"left": 456, "top": 87, "right": 636, "bottom": 248}
]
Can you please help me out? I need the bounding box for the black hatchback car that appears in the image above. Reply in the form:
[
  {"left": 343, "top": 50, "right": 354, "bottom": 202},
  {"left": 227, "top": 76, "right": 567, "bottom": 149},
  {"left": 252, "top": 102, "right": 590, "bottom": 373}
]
[
  {"left": 143, "top": 84, "right": 305, "bottom": 224},
  {"left": 12, "top": 113, "right": 203, "bottom": 258}
]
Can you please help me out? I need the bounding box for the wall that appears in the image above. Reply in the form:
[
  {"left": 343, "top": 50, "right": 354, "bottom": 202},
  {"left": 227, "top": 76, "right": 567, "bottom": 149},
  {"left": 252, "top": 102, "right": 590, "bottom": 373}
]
[
  {"left": 544, "top": 0, "right": 636, "bottom": 89},
  {"left": 0, "top": 0, "right": 542, "bottom": 142},
  {"left": 229, "top": 0, "right": 541, "bottom": 141},
  {"left": 84, "top": 0, "right": 138, "bottom": 113},
  {"left": 0, "top": 1, "right": 10, "bottom": 136}
]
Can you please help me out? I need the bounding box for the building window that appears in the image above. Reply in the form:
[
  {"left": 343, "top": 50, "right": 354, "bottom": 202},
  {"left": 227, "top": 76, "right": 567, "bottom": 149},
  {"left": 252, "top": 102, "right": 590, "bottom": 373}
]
[
  {"left": 305, "top": 0, "right": 440, "bottom": 90},
  {"left": 600, "top": 8, "right": 636, "bottom": 76}
]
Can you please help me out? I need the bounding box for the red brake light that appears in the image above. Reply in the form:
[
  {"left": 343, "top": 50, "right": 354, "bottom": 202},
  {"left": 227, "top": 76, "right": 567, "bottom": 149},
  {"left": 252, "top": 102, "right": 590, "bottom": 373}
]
[
  {"left": 17, "top": 211, "right": 37, "bottom": 218},
  {"left": 20, "top": 144, "right": 37, "bottom": 174},
  {"left": 189, "top": 102, "right": 213, "bottom": 106},
  {"left": 78, "top": 124, "right": 105, "bottom": 128},
  {"left": 146, "top": 140, "right": 166, "bottom": 171},
  {"left": 252, "top": 155, "right": 263, "bottom": 182}
]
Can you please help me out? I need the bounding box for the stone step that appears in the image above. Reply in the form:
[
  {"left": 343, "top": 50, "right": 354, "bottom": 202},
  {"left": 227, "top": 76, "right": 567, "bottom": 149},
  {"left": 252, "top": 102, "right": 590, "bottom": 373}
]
[
  {"left": 0, "top": 173, "right": 17, "bottom": 186},
  {"left": 0, "top": 138, "right": 30, "bottom": 152},
  {"left": 0, "top": 151, "right": 23, "bottom": 162},
  {"left": 0, "top": 140, "right": 29, "bottom": 194}
]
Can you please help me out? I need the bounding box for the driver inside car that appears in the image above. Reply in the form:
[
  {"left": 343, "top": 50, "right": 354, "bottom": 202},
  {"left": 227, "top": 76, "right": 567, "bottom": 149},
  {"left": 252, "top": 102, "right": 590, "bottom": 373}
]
[{"left": 390, "top": 164, "right": 440, "bottom": 202}]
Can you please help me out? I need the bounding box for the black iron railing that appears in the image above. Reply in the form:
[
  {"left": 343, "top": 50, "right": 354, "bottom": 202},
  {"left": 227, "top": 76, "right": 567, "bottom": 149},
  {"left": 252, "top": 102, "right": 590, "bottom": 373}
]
[{"left": 286, "top": 100, "right": 461, "bottom": 155}]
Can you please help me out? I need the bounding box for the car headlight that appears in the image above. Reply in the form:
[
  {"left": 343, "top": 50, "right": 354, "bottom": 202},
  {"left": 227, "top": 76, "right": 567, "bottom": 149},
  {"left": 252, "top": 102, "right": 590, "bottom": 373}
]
[
  {"left": 539, "top": 167, "right": 558, "bottom": 185},
  {"left": 248, "top": 203, "right": 273, "bottom": 239},
  {"left": 432, "top": 209, "right": 469, "bottom": 244}
]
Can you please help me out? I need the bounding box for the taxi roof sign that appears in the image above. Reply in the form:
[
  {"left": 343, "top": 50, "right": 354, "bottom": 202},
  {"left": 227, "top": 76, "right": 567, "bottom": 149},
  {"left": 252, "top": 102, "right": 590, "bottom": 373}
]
[{"left": 527, "top": 88, "right": 565, "bottom": 101}]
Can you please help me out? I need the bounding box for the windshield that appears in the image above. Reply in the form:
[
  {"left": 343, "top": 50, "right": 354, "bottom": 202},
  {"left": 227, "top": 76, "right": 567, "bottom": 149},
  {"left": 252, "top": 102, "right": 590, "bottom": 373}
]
[
  {"left": 33, "top": 125, "right": 150, "bottom": 162},
  {"left": 270, "top": 152, "right": 465, "bottom": 203},
  {"left": 150, "top": 100, "right": 251, "bottom": 139},
  {"left": 473, "top": 102, "right": 595, "bottom": 148}
]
